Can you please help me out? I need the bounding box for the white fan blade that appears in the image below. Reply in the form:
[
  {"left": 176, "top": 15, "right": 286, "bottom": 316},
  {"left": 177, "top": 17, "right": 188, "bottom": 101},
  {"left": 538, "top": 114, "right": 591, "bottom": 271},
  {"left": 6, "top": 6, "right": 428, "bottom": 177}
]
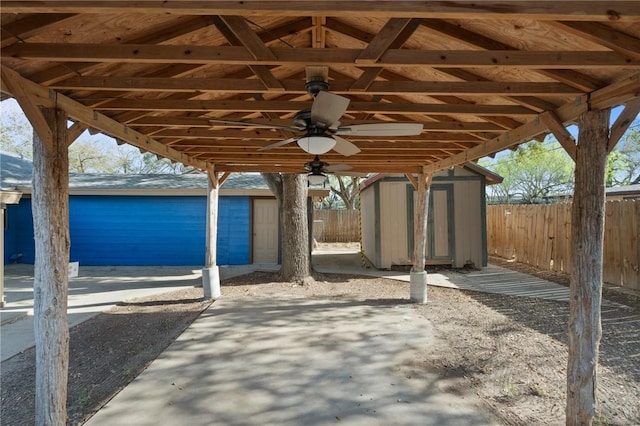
[
  {"left": 335, "top": 122, "right": 423, "bottom": 136},
  {"left": 258, "top": 137, "right": 298, "bottom": 151},
  {"left": 311, "top": 91, "right": 350, "bottom": 128},
  {"left": 334, "top": 171, "right": 369, "bottom": 178},
  {"left": 332, "top": 135, "right": 361, "bottom": 157},
  {"left": 325, "top": 163, "right": 352, "bottom": 172},
  {"left": 209, "top": 118, "right": 300, "bottom": 131}
]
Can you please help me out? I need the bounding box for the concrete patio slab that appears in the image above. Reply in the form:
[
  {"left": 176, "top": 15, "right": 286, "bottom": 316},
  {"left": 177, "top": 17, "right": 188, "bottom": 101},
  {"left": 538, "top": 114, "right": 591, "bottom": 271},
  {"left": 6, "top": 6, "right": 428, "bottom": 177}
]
[{"left": 85, "top": 296, "right": 499, "bottom": 426}]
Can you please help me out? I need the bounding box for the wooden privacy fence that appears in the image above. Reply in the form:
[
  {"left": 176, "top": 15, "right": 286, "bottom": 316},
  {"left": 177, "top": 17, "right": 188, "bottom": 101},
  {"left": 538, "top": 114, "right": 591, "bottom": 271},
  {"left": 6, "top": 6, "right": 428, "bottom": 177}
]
[
  {"left": 487, "top": 201, "right": 640, "bottom": 291},
  {"left": 313, "top": 209, "right": 360, "bottom": 243}
]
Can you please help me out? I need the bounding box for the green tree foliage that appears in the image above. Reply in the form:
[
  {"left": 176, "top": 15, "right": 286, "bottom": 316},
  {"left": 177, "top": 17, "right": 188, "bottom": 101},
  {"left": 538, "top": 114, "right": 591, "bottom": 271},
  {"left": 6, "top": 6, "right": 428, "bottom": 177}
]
[
  {"left": 1, "top": 101, "right": 191, "bottom": 174},
  {"left": 1, "top": 107, "right": 33, "bottom": 159},
  {"left": 606, "top": 128, "right": 640, "bottom": 186},
  {"left": 480, "top": 141, "right": 575, "bottom": 204},
  {"left": 324, "top": 175, "right": 362, "bottom": 209}
]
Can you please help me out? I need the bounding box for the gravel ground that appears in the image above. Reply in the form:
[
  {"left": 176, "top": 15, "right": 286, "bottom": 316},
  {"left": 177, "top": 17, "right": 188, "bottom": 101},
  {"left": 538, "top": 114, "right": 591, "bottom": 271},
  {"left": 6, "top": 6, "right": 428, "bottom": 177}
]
[{"left": 1, "top": 264, "right": 638, "bottom": 425}]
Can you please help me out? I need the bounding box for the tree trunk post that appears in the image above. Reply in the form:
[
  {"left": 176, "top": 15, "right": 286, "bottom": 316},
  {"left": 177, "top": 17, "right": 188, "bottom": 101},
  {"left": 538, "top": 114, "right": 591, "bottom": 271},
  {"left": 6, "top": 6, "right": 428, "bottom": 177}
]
[
  {"left": 410, "top": 171, "right": 432, "bottom": 303},
  {"left": 202, "top": 165, "right": 221, "bottom": 299},
  {"left": 566, "top": 107, "right": 610, "bottom": 425},
  {"left": 280, "top": 174, "right": 312, "bottom": 282},
  {"left": 32, "top": 107, "right": 70, "bottom": 426}
]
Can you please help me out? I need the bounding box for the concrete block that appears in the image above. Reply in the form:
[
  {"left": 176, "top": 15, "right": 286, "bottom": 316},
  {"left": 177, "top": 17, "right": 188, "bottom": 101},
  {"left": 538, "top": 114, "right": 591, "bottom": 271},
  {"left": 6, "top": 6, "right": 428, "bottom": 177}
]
[
  {"left": 69, "top": 261, "right": 79, "bottom": 278},
  {"left": 410, "top": 270, "right": 428, "bottom": 304},
  {"left": 202, "top": 266, "right": 221, "bottom": 299}
]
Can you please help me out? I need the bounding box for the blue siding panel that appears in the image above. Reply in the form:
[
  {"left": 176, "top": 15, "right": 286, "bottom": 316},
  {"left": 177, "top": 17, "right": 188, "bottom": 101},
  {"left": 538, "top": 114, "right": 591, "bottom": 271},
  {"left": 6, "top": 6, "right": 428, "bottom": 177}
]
[
  {"left": 3, "top": 195, "right": 252, "bottom": 266},
  {"left": 4, "top": 200, "right": 35, "bottom": 264}
]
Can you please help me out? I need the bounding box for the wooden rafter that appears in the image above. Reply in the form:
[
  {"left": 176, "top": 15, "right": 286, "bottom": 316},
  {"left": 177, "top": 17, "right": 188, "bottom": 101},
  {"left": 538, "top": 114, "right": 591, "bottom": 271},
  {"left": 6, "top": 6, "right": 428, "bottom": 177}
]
[
  {"left": 3, "top": 2, "right": 640, "bottom": 21},
  {"left": 4, "top": 44, "right": 638, "bottom": 68},
  {"left": 50, "top": 77, "right": 580, "bottom": 96},
  {"left": 423, "top": 72, "right": 640, "bottom": 173},
  {"left": 550, "top": 21, "right": 640, "bottom": 59},
  {"left": 608, "top": 98, "right": 640, "bottom": 152},
  {"left": 540, "top": 111, "right": 577, "bottom": 161},
  {"left": 0, "top": 67, "right": 207, "bottom": 170},
  {"left": 1, "top": 66, "right": 53, "bottom": 148}
]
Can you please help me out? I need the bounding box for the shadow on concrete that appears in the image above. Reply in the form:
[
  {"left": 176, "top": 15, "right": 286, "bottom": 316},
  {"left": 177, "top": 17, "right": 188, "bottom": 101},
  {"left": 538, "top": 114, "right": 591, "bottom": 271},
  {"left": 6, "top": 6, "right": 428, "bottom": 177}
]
[{"left": 85, "top": 296, "right": 498, "bottom": 426}]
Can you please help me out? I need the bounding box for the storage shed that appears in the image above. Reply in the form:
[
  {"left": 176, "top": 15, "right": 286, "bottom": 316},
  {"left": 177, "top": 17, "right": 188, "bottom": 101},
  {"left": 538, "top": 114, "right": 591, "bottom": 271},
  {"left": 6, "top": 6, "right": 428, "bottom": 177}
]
[
  {"left": 360, "top": 164, "right": 502, "bottom": 270},
  {"left": 2, "top": 152, "right": 333, "bottom": 267}
]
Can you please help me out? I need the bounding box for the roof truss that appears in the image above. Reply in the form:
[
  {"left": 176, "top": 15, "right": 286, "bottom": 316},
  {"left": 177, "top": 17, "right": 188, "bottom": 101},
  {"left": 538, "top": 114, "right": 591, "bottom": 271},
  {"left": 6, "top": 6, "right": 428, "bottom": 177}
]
[{"left": 1, "top": 2, "right": 639, "bottom": 174}]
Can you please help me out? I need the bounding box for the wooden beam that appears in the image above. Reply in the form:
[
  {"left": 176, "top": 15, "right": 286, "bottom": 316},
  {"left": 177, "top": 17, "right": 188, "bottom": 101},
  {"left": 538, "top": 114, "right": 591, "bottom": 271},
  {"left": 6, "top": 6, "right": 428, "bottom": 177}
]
[
  {"left": 51, "top": 76, "right": 579, "bottom": 96},
  {"left": 3, "top": 2, "right": 640, "bottom": 21},
  {"left": 540, "top": 111, "right": 576, "bottom": 161},
  {"left": 551, "top": 21, "right": 640, "bottom": 59},
  {"left": 311, "top": 16, "right": 326, "bottom": 49},
  {"left": 356, "top": 18, "right": 413, "bottom": 64},
  {"left": 218, "top": 172, "right": 231, "bottom": 186},
  {"left": 405, "top": 173, "right": 418, "bottom": 190},
  {"left": 214, "top": 15, "right": 284, "bottom": 91},
  {"left": 423, "top": 73, "right": 640, "bottom": 173},
  {"left": 608, "top": 98, "right": 640, "bottom": 152},
  {"left": 4, "top": 44, "right": 638, "bottom": 68},
  {"left": 131, "top": 116, "right": 505, "bottom": 132},
  {"left": 219, "top": 15, "right": 277, "bottom": 60},
  {"left": 154, "top": 129, "right": 483, "bottom": 143},
  {"left": 66, "top": 122, "right": 87, "bottom": 146},
  {"left": 0, "top": 66, "right": 207, "bottom": 170},
  {"left": 0, "top": 13, "right": 76, "bottom": 48},
  {"left": 93, "top": 98, "right": 535, "bottom": 116},
  {"left": 1, "top": 67, "right": 53, "bottom": 149},
  {"left": 419, "top": 18, "right": 604, "bottom": 92}
]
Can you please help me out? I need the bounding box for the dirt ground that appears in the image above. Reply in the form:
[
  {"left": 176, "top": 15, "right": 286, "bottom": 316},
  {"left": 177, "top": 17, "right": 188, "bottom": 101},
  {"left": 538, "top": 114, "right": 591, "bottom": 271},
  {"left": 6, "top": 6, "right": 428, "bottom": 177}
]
[{"left": 1, "top": 262, "right": 639, "bottom": 425}]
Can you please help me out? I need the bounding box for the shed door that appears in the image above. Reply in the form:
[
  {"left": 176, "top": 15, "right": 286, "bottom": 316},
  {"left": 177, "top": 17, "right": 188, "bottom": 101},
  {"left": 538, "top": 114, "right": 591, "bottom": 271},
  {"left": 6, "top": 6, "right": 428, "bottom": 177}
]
[
  {"left": 427, "top": 186, "right": 454, "bottom": 261},
  {"left": 252, "top": 198, "right": 279, "bottom": 263},
  {"left": 408, "top": 184, "right": 454, "bottom": 264}
]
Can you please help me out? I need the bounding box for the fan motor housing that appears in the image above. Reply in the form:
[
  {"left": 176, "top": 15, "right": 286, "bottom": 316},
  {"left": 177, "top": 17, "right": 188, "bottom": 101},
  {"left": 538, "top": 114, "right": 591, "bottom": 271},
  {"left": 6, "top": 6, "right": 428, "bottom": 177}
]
[
  {"left": 305, "top": 78, "right": 329, "bottom": 97},
  {"left": 293, "top": 109, "right": 312, "bottom": 129}
]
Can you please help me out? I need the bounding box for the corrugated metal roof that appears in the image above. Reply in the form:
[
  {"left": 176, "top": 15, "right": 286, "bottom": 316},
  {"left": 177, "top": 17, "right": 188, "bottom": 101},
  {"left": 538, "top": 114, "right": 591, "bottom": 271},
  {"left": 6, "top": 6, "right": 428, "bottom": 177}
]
[
  {"left": 1, "top": 152, "right": 269, "bottom": 192},
  {"left": 0, "top": 151, "right": 33, "bottom": 189},
  {"left": 606, "top": 184, "right": 640, "bottom": 196}
]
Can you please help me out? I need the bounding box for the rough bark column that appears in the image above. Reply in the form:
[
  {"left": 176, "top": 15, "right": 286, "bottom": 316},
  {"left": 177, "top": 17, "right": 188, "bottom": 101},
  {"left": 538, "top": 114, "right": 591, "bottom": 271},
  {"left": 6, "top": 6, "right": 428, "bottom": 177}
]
[
  {"left": 202, "top": 165, "right": 221, "bottom": 299},
  {"left": 0, "top": 207, "right": 5, "bottom": 307},
  {"left": 410, "top": 170, "right": 432, "bottom": 303},
  {"left": 280, "top": 174, "right": 311, "bottom": 282},
  {"left": 33, "top": 107, "right": 70, "bottom": 425},
  {"left": 566, "top": 108, "right": 609, "bottom": 425}
]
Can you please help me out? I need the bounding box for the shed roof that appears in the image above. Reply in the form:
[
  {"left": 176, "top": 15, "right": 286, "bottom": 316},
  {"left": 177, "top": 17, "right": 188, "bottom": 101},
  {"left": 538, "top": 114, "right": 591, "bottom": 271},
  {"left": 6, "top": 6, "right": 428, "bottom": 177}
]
[
  {"left": 605, "top": 184, "right": 640, "bottom": 196},
  {"left": 1, "top": 3, "right": 638, "bottom": 176},
  {"left": 359, "top": 162, "right": 503, "bottom": 192}
]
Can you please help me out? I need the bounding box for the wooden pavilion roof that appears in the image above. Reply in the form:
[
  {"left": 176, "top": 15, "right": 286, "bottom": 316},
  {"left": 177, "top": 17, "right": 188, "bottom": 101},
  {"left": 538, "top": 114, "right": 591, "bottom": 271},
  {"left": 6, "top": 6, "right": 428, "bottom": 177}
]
[{"left": 1, "top": 2, "right": 639, "bottom": 175}]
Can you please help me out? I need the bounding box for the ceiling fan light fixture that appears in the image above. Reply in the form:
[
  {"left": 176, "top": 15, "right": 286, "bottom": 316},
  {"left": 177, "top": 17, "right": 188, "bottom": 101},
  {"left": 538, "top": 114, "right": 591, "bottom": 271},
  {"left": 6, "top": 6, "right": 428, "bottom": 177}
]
[
  {"left": 297, "top": 135, "right": 336, "bottom": 155},
  {"left": 308, "top": 171, "right": 327, "bottom": 186}
]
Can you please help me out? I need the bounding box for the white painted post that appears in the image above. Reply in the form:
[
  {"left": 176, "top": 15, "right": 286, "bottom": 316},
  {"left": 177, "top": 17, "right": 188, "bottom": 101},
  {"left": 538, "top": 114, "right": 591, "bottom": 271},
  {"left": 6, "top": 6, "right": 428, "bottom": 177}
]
[
  {"left": 410, "top": 171, "right": 432, "bottom": 303},
  {"left": 202, "top": 166, "right": 221, "bottom": 299}
]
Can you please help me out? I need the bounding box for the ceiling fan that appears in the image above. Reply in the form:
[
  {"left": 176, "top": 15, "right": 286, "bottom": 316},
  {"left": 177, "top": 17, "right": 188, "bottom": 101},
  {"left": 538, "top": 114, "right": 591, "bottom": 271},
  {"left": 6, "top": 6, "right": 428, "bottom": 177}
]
[
  {"left": 304, "top": 155, "right": 368, "bottom": 185},
  {"left": 209, "top": 66, "right": 423, "bottom": 157}
]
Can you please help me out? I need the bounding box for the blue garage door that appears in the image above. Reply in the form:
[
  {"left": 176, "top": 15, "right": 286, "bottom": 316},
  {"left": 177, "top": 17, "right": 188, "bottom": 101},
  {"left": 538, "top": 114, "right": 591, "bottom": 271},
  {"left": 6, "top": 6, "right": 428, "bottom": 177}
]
[{"left": 3, "top": 195, "right": 251, "bottom": 266}]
